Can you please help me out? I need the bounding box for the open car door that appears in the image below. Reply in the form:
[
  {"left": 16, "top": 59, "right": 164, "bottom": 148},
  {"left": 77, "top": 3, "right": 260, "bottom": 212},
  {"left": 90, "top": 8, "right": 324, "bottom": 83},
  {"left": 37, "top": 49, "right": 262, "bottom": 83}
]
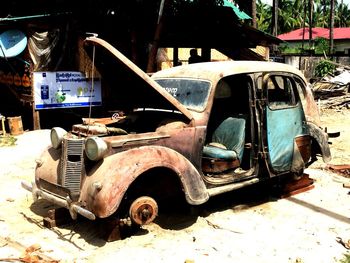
[{"left": 262, "top": 73, "right": 309, "bottom": 174}]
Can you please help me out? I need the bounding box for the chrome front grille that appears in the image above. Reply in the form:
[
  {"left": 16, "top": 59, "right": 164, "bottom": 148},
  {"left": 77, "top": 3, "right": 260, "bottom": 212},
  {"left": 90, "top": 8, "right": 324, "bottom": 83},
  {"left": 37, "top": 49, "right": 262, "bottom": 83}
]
[{"left": 60, "top": 138, "right": 85, "bottom": 197}]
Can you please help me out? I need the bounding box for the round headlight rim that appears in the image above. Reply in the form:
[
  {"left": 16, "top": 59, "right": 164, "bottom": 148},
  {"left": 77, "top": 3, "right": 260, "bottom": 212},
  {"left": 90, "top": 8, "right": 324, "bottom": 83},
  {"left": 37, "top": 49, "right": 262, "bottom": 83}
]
[
  {"left": 50, "top": 127, "right": 67, "bottom": 149},
  {"left": 85, "top": 136, "right": 108, "bottom": 161}
]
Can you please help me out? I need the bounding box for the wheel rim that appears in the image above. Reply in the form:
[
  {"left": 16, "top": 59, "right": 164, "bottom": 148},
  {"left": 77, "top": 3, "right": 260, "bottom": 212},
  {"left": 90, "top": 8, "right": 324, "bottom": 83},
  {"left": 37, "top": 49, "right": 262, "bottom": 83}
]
[{"left": 129, "top": 196, "right": 158, "bottom": 225}]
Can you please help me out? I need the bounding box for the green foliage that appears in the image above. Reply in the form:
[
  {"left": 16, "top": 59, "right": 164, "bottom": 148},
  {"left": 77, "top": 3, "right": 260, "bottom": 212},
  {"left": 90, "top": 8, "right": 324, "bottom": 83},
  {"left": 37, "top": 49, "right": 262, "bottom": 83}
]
[
  {"left": 279, "top": 38, "right": 330, "bottom": 55},
  {"left": 256, "top": 0, "right": 350, "bottom": 34},
  {"left": 0, "top": 135, "right": 17, "bottom": 147},
  {"left": 314, "top": 37, "right": 329, "bottom": 55},
  {"left": 339, "top": 253, "right": 350, "bottom": 263},
  {"left": 314, "top": 60, "right": 336, "bottom": 77},
  {"left": 278, "top": 43, "right": 302, "bottom": 54}
]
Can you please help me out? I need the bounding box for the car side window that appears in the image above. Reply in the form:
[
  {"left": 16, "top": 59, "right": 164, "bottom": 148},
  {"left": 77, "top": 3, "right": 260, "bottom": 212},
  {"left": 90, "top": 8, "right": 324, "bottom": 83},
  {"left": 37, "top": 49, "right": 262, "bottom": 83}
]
[
  {"left": 267, "top": 75, "right": 297, "bottom": 109},
  {"left": 294, "top": 78, "right": 306, "bottom": 102}
]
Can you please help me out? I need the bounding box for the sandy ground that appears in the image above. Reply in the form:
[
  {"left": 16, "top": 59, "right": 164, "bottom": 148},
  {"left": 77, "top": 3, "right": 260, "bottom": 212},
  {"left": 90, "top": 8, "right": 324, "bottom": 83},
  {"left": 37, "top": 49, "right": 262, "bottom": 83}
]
[{"left": 0, "top": 109, "right": 349, "bottom": 263}]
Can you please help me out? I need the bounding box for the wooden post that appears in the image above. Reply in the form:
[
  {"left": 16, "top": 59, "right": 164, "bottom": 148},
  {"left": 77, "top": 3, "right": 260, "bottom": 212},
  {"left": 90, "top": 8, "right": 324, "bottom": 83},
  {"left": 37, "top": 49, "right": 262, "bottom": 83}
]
[
  {"left": 173, "top": 47, "right": 179, "bottom": 66},
  {"left": 146, "top": 0, "right": 167, "bottom": 73},
  {"left": 329, "top": 0, "right": 335, "bottom": 55},
  {"left": 1, "top": 115, "right": 5, "bottom": 136},
  {"left": 308, "top": 0, "right": 313, "bottom": 52},
  {"left": 31, "top": 77, "right": 40, "bottom": 130},
  {"left": 201, "top": 48, "right": 211, "bottom": 62}
]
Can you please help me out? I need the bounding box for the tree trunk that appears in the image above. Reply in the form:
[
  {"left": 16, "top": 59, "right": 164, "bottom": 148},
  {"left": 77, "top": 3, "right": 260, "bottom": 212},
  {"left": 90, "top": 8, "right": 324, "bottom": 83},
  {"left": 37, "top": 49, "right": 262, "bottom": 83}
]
[
  {"left": 237, "top": 0, "right": 256, "bottom": 27},
  {"left": 308, "top": 0, "right": 313, "bottom": 51},
  {"left": 272, "top": 0, "right": 278, "bottom": 36},
  {"left": 329, "top": 0, "right": 335, "bottom": 54},
  {"left": 147, "top": 0, "right": 167, "bottom": 73},
  {"left": 251, "top": 0, "right": 257, "bottom": 28}
]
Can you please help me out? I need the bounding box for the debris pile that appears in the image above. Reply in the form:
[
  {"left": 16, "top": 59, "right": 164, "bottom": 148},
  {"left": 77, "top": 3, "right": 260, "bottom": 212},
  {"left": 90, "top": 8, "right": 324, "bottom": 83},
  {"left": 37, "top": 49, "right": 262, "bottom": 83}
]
[
  {"left": 312, "top": 67, "right": 350, "bottom": 109},
  {"left": 0, "top": 135, "right": 17, "bottom": 147},
  {"left": 327, "top": 164, "right": 350, "bottom": 178}
]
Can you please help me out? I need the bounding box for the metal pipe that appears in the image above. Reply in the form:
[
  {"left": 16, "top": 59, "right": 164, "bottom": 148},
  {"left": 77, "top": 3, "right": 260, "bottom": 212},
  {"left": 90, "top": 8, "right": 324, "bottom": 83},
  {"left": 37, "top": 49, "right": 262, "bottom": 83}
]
[{"left": 0, "top": 12, "right": 70, "bottom": 22}]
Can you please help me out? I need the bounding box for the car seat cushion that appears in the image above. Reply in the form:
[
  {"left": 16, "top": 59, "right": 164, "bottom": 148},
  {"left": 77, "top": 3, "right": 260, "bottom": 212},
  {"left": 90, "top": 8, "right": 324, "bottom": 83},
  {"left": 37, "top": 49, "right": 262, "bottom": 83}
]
[
  {"left": 203, "top": 145, "right": 238, "bottom": 160},
  {"left": 210, "top": 116, "right": 246, "bottom": 161}
]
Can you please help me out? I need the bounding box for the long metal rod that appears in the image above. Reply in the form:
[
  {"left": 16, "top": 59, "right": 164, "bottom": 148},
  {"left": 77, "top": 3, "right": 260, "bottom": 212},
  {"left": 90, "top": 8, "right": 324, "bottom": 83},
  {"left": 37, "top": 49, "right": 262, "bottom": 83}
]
[
  {"left": 0, "top": 12, "right": 70, "bottom": 22},
  {"left": 87, "top": 44, "right": 96, "bottom": 125}
]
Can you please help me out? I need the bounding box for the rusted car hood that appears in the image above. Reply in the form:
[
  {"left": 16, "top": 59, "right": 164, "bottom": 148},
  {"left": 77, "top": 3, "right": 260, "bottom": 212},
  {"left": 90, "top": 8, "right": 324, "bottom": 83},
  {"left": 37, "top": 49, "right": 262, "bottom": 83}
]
[{"left": 85, "top": 37, "right": 193, "bottom": 121}]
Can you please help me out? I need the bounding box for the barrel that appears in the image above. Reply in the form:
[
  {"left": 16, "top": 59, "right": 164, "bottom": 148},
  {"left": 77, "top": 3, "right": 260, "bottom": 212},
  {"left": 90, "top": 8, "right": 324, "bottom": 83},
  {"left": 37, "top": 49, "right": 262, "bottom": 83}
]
[{"left": 7, "top": 116, "right": 23, "bottom": 135}]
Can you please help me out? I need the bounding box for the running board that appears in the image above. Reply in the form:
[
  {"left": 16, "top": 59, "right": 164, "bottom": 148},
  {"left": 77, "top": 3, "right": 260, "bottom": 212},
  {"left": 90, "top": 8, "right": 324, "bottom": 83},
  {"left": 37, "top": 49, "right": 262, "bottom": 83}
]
[{"left": 207, "top": 178, "right": 260, "bottom": 197}]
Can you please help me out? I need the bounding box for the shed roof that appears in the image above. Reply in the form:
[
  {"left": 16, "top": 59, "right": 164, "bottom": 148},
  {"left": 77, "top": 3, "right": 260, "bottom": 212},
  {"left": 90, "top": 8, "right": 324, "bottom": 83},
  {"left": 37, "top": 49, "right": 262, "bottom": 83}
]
[{"left": 278, "top": 27, "right": 350, "bottom": 41}]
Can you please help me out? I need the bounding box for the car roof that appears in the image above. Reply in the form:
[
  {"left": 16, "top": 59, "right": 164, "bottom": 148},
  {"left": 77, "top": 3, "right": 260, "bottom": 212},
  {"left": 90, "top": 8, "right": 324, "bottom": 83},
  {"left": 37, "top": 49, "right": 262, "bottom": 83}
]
[{"left": 152, "top": 61, "right": 307, "bottom": 84}]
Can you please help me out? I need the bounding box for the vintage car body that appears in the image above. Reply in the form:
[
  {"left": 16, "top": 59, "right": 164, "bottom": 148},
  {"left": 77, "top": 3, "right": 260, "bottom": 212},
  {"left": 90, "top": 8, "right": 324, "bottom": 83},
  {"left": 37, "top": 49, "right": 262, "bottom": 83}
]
[{"left": 22, "top": 37, "right": 331, "bottom": 225}]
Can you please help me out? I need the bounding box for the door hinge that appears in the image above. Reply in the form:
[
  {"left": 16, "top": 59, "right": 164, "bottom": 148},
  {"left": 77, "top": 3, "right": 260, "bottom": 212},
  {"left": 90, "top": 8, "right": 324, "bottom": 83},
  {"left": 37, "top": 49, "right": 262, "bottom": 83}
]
[
  {"left": 256, "top": 98, "right": 267, "bottom": 106},
  {"left": 259, "top": 149, "right": 269, "bottom": 159}
]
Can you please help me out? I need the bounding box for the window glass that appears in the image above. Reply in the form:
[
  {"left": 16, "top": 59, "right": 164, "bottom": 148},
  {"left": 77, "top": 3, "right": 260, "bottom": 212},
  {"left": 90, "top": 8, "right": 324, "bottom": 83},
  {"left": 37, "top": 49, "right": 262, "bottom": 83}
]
[
  {"left": 294, "top": 78, "right": 306, "bottom": 102},
  {"left": 267, "top": 75, "right": 296, "bottom": 109},
  {"left": 256, "top": 75, "right": 263, "bottom": 90},
  {"left": 155, "top": 78, "right": 211, "bottom": 112}
]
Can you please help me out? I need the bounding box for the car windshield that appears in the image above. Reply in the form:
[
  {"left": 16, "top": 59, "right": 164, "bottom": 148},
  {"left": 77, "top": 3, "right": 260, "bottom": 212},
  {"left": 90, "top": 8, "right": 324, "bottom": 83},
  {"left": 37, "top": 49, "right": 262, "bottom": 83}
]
[{"left": 154, "top": 78, "right": 211, "bottom": 112}]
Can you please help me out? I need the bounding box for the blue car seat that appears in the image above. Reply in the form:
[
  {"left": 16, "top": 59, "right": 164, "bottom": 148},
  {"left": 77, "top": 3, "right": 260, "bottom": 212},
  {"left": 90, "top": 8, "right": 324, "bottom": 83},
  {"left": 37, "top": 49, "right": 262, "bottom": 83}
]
[{"left": 203, "top": 116, "right": 246, "bottom": 163}]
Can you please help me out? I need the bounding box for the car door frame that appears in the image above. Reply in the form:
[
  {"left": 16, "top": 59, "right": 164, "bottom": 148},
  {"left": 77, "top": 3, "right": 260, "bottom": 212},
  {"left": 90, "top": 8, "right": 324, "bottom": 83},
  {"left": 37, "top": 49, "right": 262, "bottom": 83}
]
[{"left": 259, "top": 72, "right": 309, "bottom": 177}]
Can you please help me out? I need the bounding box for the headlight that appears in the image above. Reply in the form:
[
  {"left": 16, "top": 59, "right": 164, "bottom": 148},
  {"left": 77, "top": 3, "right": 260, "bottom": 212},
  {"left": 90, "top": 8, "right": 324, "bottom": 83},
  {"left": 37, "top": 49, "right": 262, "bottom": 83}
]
[
  {"left": 50, "top": 127, "right": 67, "bottom": 149},
  {"left": 85, "top": 137, "right": 108, "bottom": 161}
]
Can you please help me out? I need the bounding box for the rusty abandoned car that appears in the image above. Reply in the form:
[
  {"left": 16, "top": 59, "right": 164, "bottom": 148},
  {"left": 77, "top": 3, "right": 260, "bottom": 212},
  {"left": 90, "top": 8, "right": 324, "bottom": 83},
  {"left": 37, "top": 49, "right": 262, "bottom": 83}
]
[{"left": 22, "top": 37, "right": 332, "bottom": 227}]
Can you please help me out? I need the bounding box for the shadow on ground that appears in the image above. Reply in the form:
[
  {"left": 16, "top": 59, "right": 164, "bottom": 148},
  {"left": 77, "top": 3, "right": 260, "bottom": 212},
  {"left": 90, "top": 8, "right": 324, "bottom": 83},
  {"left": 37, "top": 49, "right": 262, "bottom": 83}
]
[{"left": 25, "top": 179, "right": 279, "bottom": 245}]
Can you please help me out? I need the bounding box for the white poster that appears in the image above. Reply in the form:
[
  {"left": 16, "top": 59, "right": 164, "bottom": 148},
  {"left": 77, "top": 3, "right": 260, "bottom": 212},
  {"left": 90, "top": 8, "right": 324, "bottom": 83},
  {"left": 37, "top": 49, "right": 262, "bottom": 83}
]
[{"left": 33, "top": 71, "right": 102, "bottom": 110}]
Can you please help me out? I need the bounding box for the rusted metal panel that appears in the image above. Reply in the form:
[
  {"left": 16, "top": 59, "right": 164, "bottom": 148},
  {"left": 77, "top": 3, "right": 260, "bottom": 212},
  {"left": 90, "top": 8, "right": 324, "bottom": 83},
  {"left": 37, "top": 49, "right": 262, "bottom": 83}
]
[
  {"left": 152, "top": 60, "right": 308, "bottom": 87},
  {"left": 295, "top": 135, "right": 311, "bottom": 163},
  {"left": 72, "top": 124, "right": 127, "bottom": 137},
  {"left": 202, "top": 157, "right": 240, "bottom": 173},
  {"left": 35, "top": 147, "right": 62, "bottom": 186},
  {"left": 307, "top": 122, "right": 331, "bottom": 163},
  {"left": 303, "top": 86, "right": 321, "bottom": 126},
  {"left": 277, "top": 173, "right": 314, "bottom": 199},
  {"left": 85, "top": 36, "right": 193, "bottom": 121},
  {"left": 79, "top": 145, "right": 209, "bottom": 218},
  {"left": 105, "top": 132, "right": 171, "bottom": 148}
]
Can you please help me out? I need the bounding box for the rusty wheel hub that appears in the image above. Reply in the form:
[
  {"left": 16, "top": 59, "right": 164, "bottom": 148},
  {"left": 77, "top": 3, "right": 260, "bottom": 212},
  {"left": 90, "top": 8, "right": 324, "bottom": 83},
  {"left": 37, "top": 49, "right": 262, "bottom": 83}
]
[{"left": 129, "top": 196, "right": 158, "bottom": 225}]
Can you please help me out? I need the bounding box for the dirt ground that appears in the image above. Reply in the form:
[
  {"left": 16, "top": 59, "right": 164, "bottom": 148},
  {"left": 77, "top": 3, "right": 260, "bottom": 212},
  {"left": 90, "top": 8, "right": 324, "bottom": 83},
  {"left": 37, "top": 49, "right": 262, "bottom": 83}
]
[{"left": 0, "top": 109, "right": 349, "bottom": 263}]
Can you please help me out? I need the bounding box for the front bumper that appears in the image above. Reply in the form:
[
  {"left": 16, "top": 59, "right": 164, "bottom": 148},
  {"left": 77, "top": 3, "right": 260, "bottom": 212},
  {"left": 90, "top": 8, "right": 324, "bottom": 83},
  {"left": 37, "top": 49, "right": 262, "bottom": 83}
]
[{"left": 21, "top": 181, "right": 96, "bottom": 220}]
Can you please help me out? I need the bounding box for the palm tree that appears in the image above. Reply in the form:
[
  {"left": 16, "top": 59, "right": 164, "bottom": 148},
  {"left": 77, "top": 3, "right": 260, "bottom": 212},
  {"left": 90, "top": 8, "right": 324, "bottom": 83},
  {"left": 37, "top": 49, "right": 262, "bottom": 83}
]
[
  {"left": 272, "top": 0, "right": 278, "bottom": 36},
  {"left": 256, "top": 0, "right": 272, "bottom": 32},
  {"left": 308, "top": 0, "right": 313, "bottom": 49},
  {"left": 313, "top": 4, "right": 329, "bottom": 27},
  {"left": 278, "top": 0, "right": 303, "bottom": 33},
  {"left": 252, "top": 0, "right": 257, "bottom": 28},
  {"left": 255, "top": 0, "right": 350, "bottom": 36},
  {"left": 329, "top": 0, "right": 335, "bottom": 53},
  {"left": 335, "top": 2, "right": 350, "bottom": 27},
  {"left": 292, "top": 0, "right": 305, "bottom": 28}
]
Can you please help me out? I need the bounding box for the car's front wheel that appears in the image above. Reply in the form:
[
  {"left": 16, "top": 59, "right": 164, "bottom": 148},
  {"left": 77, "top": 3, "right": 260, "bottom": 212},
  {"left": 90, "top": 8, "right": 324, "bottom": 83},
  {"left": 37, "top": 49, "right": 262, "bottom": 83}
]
[{"left": 128, "top": 196, "right": 158, "bottom": 226}]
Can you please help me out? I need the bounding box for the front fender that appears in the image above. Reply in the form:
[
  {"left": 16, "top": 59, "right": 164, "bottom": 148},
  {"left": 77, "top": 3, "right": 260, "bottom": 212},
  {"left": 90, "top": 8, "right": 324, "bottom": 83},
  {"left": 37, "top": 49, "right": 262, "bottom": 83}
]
[
  {"left": 307, "top": 122, "right": 331, "bottom": 163},
  {"left": 79, "top": 145, "right": 209, "bottom": 218}
]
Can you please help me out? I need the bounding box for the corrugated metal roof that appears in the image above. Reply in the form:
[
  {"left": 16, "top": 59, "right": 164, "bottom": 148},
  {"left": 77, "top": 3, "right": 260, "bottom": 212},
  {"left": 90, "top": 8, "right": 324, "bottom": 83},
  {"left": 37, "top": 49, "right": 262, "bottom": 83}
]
[
  {"left": 278, "top": 27, "right": 350, "bottom": 41},
  {"left": 223, "top": 0, "right": 251, "bottom": 20},
  {"left": 186, "top": 0, "right": 251, "bottom": 20}
]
